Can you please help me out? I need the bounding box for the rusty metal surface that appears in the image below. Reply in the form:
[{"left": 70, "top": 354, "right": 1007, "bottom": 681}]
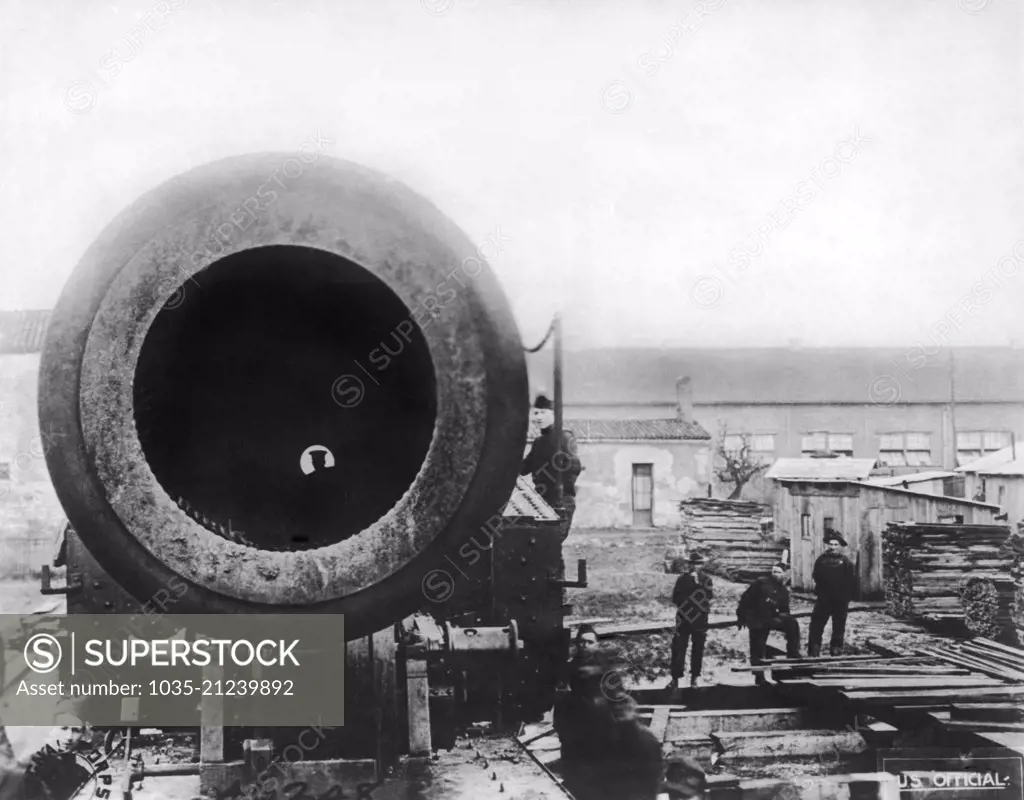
[{"left": 38, "top": 153, "right": 529, "bottom": 638}]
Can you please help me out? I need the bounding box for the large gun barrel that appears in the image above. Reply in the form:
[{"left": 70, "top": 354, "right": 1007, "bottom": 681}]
[{"left": 38, "top": 153, "right": 529, "bottom": 638}]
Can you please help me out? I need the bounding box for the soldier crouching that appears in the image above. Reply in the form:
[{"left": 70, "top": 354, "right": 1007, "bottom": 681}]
[{"left": 736, "top": 562, "right": 800, "bottom": 686}]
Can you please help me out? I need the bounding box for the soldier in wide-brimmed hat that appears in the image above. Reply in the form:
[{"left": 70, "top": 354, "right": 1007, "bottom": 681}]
[
  {"left": 808, "top": 530, "right": 857, "bottom": 657},
  {"left": 666, "top": 552, "right": 713, "bottom": 690}
]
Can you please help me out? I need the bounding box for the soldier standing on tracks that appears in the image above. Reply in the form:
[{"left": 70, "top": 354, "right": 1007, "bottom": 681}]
[
  {"left": 666, "top": 552, "right": 713, "bottom": 690},
  {"left": 808, "top": 531, "right": 857, "bottom": 657},
  {"left": 736, "top": 563, "right": 801, "bottom": 685}
]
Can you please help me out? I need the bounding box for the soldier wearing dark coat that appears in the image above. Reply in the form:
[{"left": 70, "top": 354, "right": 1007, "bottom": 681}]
[
  {"left": 520, "top": 396, "right": 582, "bottom": 539},
  {"left": 808, "top": 530, "right": 857, "bottom": 656},
  {"left": 667, "top": 552, "right": 713, "bottom": 689},
  {"left": 736, "top": 563, "right": 800, "bottom": 685},
  {"left": 553, "top": 648, "right": 664, "bottom": 800}
]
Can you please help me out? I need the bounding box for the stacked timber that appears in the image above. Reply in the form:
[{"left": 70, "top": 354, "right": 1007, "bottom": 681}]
[
  {"left": 747, "top": 639, "right": 1024, "bottom": 708},
  {"left": 1005, "top": 529, "right": 1024, "bottom": 642},
  {"left": 881, "top": 523, "right": 1014, "bottom": 634},
  {"left": 676, "top": 498, "right": 781, "bottom": 581}
]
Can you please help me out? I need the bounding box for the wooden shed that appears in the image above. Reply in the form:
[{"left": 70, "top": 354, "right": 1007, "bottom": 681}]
[{"left": 774, "top": 479, "right": 999, "bottom": 599}]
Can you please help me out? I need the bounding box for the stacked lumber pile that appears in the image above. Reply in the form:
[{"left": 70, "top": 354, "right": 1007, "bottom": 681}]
[
  {"left": 677, "top": 498, "right": 781, "bottom": 581},
  {"left": 1004, "top": 528, "right": 1024, "bottom": 642},
  {"left": 749, "top": 638, "right": 1024, "bottom": 710},
  {"left": 881, "top": 522, "right": 1014, "bottom": 633}
]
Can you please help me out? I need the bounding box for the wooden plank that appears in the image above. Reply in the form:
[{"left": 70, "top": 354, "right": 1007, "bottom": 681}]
[
  {"left": 706, "top": 773, "right": 900, "bottom": 800},
  {"left": 842, "top": 686, "right": 1024, "bottom": 705},
  {"left": 667, "top": 708, "right": 809, "bottom": 738},
  {"left": 942, "top": 720, "right": 1024, "bottom": 733},
  {"left": 951, "top": 703, "right": 1024, "bottom": 723},
  {"left": 713, "top": 729, "right": 867, "bottom": 759},
  {"left": 808, "top": 678, "right": 1002, "bottom": 690},
  {"left": 959, "top": 645, "right": 1024, "bottom": 671},
  {"left": 732, "top": 656, "right": 928, "bottom": 672},
  {"left": 919, "top": 647, "right": 1024, "bottom": 682},
  {"left": 649, "top": 707, "right": 671, "bottom": 743},
  {"left": 518, "top": 726, "right": 556, "bottom": 747}
]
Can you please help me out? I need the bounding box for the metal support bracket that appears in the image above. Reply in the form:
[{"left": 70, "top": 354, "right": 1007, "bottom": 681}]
[
  {"left": 553, "top": 559, "right": 587, "bottom": 589},
  {"left": 40, "top": 565, "right": 78, "bottom": 595}
]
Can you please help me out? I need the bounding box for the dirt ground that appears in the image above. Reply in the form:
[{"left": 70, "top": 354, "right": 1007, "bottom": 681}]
[
  {"left": 0, "top": 579, "right": 60, "bottom": 614},
  {"left": 564, "top": 528, "right": 952, "bottom": 689}
]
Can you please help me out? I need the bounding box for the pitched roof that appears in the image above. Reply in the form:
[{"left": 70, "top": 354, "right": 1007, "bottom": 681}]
[
  {"left": 567, "top": 418, "right": 710, "bottom": 442},
  {"left": 772, "top": 478, "right": 999, "bottom": 509},
  {"left": 527, "top": 346, "right": 1024, "bottom": 405},
  {"left": 766, "top": 457, "right": 878, "bottom": 481},
  {"left": 867, "top": 470, "right": 958, "bottom": 487},
  {"left": 0, "top": 310, "right": 50, "bottom": 354},
  {"left": 955, "top": 445, "right": 1024, "bottom": 476}
]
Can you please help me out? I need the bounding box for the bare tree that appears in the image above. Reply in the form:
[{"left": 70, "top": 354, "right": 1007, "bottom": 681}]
[{"left": 715, "top": 421, "right": 770, "bottom": 500}]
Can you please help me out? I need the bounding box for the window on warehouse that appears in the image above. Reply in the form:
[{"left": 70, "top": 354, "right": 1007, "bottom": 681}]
[
  {"left": 878, "top": 432, "right": 934, "bottom": 467},
  {"left": 801, "top": 432, "right": 853, "bottom": 457},
  {"left": 0, "top": 462, "right": 8, "bottom": 480},
  {"left": 956, "top": 430, "right": 1012, "bottom": 466},
  {"left": 723, "top": 432, "right": 776, "bottom": 461}
]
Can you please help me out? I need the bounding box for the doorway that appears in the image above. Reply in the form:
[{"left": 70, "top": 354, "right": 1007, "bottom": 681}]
[{"left": 632, "top": 463, "right": 653, "bottom": 527}]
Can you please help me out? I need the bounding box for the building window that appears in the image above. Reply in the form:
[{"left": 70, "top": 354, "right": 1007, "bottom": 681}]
[
  {"left": 801, "top": 514, "right": 812, "bottom": 540},
  {"left": 723, "top": 433, "right": 776, "bottom": 460},
  {"left": 0, "top": 462, "right": 8, "bottom": 480},
  {"left": 957, "top": 431, "right": 1011, "bottom": 466},
  {"left": 801, "top": 432, "right": 853, "bottom": 457},
  {"left": 878, "top": 432, "right": 933, "bottom": 467},
  {"left": 943, "top": 475, "right": 966, "bottom": 498},
  {"left": 823, "top": 516, "right": 834, "bottom": 534},
  {"left": 998, "top": 485, "right": 1006, "bottom": 505}
]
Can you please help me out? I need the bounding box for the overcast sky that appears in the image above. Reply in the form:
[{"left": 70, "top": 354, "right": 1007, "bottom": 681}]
[{"left": 0, "top": 0, "right": 1021, "bottom": 349}]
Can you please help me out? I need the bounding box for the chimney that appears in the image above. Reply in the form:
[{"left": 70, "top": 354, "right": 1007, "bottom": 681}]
[{"left": 676, "top": 376, "right": 693, "bottom": 422}]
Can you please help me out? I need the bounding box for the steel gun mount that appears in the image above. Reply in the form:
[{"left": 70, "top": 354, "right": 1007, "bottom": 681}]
[{"left": 38, "top": 153, "right": 583, "bottom": 792}]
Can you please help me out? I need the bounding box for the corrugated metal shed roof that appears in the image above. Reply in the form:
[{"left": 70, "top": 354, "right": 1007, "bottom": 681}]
[
  {"left": 955, "top": 445, "right": 1024, "bottom": 476},
  {"left": 503, "top": 477, "right": 559, "bottom": 521},
  {"left": 773, "top": 478, "right": 999, "bottom": 509},
  {"left": 867, "top": 470, "right": 958, "bottom": 487},
  {"left": 527, "top": 346, "right": 1024, "bottom": 405},
  {"left": 0, "top": 310, "right": 50, "bottom": 354},
  {"left": 568, "top": 418, "right": 710, "bottom": 441},
  {"left": 766, "top": 457, "right": 878, "bottom": 481}
]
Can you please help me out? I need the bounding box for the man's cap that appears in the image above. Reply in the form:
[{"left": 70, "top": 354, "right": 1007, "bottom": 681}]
[
  {"left": 534, "top": 394, "right": 553, "bottom": 410},
  {"left": 772, "top": 562, "right": 788, "bottom": 571},
  {"left": 664, "top": 755, "right": 707, "bottom": 798},
  {"left": 688, "top": 552, "right": 706, "bottom": 564},
  {"left": 824, "top": 531, "right": 848, "bottom": 546}
]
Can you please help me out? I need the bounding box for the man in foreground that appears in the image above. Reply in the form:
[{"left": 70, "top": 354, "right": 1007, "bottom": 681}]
[
  {"left": 736, "top": 563, "right": 801, "bottom": 686},
  {"left": 554, "top": 646, "right": 664, "bottom": 800},
  {"left": 667, "top": 552, "right": 713, "bottom": 690},
  {"left": 660, "top": 755, "right": 708, "bottom": 799},
  {"left": 808, "top": 531, "right": 857, "bottom": 657}
]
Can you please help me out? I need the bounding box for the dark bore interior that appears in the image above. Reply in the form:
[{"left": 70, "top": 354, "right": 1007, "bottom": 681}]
[{"left": 133, "top": 245, "right": 437, "bottom": 551}]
